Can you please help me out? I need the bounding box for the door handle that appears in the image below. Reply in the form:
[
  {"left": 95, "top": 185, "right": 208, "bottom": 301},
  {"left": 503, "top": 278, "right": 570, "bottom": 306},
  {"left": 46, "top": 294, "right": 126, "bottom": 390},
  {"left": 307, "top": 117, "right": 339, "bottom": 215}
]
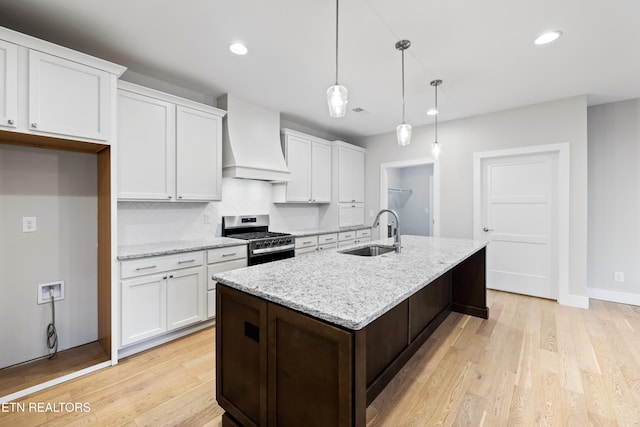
[{"left": 483, "top": 227, "right": 494, "bottom": 232}]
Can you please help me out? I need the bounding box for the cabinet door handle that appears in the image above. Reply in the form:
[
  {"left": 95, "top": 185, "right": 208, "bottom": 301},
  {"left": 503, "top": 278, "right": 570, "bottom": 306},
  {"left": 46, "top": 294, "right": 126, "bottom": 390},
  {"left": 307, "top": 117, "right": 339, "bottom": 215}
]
[
  {"left": 483, "top": 227, "right": 494, "bottom": 232},
  {"left": 168, "top": 195, "right": 172, "bottom": 199},
  {"left": 178, "top": 196, "right": 183, "bottom": 199},
  {"left": 222, "top": 252, "right": 237, "bottom": 257},
  {"left": 163, "top": 276, "right": 167, "bottom": 279},
  {"left": 7, "top": 119, "right": 15, "bottom": 125},
  {"left": 169, "top": 275, "right": 174, "bottom": 279},
  {"left": 31, "top": 122, "right": 38, "bottom": 128},
  {"left": 351, "top": 199, "right": 356, "bottom": 202},
  {"left": 178, "top": 259, "right": 195, "bottom": 264},
  {"left": 302, "top": 240, "right": 313, "bottom": 244},
  {"left": 344, "top": 234, "right": 352, "bottom": 238},
  {"left": 324, "top": 237, "right": 334, "bottom": 241},
  {"left": 135, "top": 265, "right": 157, "bottom": 271}
]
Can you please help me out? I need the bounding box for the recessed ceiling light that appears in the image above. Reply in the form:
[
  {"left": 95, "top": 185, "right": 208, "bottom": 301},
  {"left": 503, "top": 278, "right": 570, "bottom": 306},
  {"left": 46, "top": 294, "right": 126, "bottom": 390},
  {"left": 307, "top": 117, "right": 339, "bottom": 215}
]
[
  {"left": 534, "top": 31, "right": 562, "bottom": 45},
  {"left": 229, "top": 43, "right": 248, "bottom": 55},
  {"left": 427, "top": 108, "right": 438, "bottom": 116}
]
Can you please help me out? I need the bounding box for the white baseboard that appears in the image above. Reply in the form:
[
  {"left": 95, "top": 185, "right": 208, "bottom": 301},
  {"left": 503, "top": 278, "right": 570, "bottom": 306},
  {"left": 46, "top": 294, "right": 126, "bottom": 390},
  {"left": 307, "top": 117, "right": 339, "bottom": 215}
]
[
  {"left": 117, "top": 319, "right": 215, "bottom": 360},
  {"left": 558, "top": 293, "right": 590, "bottom": 309},
  {"left": 588, "top": 287, "right": 640, "bottom": 307}
]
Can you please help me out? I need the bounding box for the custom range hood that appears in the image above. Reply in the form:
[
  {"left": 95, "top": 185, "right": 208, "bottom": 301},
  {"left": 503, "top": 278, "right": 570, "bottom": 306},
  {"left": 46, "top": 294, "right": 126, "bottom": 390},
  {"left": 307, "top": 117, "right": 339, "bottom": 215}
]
[{"left": 217, "top": 94, "right": 290, "bottom": 182}]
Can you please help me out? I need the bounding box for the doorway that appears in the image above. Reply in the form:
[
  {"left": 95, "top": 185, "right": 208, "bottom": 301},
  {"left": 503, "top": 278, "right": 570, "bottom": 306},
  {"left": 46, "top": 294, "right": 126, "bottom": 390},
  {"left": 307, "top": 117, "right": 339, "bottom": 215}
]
[
  {"left": 473, "top": 143, "right": 570, "bottom": 303},
  {"left": 379, "top": 158, "right": 439, "bottom": 240}
]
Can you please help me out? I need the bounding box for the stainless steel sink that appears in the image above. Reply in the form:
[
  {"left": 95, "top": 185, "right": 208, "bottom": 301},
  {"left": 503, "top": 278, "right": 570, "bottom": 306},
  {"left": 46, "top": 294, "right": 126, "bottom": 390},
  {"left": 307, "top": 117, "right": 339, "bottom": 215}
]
[{"left": 341, "top": 244, "right": 397, "bottom": 257}]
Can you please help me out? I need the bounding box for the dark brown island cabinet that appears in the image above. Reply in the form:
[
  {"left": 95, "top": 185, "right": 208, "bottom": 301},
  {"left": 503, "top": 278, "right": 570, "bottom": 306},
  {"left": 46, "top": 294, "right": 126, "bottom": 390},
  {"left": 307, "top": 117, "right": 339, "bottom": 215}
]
[{"left": 216, "top": 246, "right": 488, "bottom": 427}]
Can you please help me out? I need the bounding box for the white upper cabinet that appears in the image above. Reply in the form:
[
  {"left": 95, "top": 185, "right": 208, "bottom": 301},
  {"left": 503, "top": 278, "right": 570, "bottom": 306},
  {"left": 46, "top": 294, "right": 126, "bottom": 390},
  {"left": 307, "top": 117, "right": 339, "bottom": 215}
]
[
  {"left": 28, "top": 50, "right": 110, "bottom": 141},
  {"left": 117, "top": 81, "right": 225, "bottom": 202},
  {"left": 273, "top": 128, "right": 331, "bottom": 203},
  {"left": 0, "top": 39, "right": 18, "bottom": 129},
  {"left": 311, "top": 140, "right": 332, "bottom": 202},
  {"left": 176, "top": 106, "right": 222, "bottom": 201},
  {"left": 338, "top": 144, "right": 365, "bottom": 203},
  {"left": 0, "top": 26, "right": 125, "bottom": 143},
  {"left": 284, "top": 134, "right": 312, "bottom": 202},
  {"left": 117, "top": 89, "right": 175, "bottom": 200}
]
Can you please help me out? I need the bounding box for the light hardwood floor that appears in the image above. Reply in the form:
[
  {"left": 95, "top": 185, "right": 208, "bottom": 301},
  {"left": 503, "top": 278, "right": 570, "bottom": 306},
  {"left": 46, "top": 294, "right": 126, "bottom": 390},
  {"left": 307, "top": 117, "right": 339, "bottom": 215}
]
[
  {"left": 2, "top": 290, "right": 639, "bottom": 426},
  {"left": 0, "top": 342, "right": 109, "bottom": 398}
]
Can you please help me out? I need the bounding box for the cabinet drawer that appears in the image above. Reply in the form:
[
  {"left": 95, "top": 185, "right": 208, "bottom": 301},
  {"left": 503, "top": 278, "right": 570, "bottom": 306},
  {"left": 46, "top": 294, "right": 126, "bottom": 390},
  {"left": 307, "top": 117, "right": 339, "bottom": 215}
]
[
  {"left": 207, "top": 245, "right": 247, "bottom": 264},
  {"left": 337, "top": 240, "right": 356, "bottom": 249},
  {"left": 296, "top": 245, "right": 318, "bottom": 256},
  {"left": 121, "top": 252, "right": 204, "bottom": 279},
  {"left": 318, "top": 242, "right": 338, "bottom": 251},
  {"left": 295, "top": 236, "right": 318, "bottom": 249},
  {"left": 207, "top": 258, "right": 248, "bottom": 291},
  {"left": 356, "top": 228, "right": 371, "bottom": 238},
  {"left": 318, "top": 233, "right": 338, "bottom": 245},
  {"left": 338, "top": 231, "right": 356, "bottom": 241}
]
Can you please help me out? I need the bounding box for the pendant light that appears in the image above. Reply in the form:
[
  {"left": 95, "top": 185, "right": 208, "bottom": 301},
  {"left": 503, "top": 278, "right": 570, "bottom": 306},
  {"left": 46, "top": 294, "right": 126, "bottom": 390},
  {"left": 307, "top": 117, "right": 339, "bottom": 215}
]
[
  {"left": 395, "top": 40, "right": 411, "bottom": 146},
  {"left": 327, "top": 0, "right": 348, "bottom": 117},
  {"left": 430, "top": 79, "right": 443, "bottom": 158}
]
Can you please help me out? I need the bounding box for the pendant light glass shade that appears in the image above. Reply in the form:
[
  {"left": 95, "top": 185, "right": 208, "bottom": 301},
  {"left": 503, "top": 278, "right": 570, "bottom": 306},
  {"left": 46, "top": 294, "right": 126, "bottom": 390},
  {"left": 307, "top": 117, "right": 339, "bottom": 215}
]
[
  {"left": 327, "top": 0, "right": 347, "bottom": 118},
  {"left": 327, "top": 84, "right": 348, "bottom": 118},
  {"left": 431, "top": 141, "right": 441, "bottom": 159},
  {"left": 396, "top": 123, "right": 412, "bottom": 146},
  {"left": 395, "top": 40, "right": 411, "bottom": 146}
]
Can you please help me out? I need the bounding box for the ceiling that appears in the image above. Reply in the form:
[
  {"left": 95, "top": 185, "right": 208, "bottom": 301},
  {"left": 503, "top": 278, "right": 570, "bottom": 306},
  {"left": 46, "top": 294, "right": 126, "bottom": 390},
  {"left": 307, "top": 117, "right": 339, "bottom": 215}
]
[{"left": 1, "top": 0, "right": 639, "bottom": 140}]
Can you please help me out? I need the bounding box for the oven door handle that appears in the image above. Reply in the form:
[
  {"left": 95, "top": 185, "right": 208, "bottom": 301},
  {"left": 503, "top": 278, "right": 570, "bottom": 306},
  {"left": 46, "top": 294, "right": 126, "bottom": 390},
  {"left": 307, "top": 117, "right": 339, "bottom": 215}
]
[{"left": 252, "top": 244, "right": 295, "bottom": 255}]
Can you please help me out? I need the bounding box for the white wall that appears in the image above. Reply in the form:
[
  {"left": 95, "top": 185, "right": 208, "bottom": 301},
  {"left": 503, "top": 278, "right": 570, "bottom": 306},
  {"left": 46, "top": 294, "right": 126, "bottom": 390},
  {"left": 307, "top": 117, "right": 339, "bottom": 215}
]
[
  {"left": 118, "top": 178, "right": 319, "bottom": 246},
  {"left": 0, "top": 145, "right": 97, "bottom": 368},
  {"left": 356, "top": 96, "right": 588, "bottom": 299},
  {"left": 587, "top": 99, "right": 640, "bottom": 303}
]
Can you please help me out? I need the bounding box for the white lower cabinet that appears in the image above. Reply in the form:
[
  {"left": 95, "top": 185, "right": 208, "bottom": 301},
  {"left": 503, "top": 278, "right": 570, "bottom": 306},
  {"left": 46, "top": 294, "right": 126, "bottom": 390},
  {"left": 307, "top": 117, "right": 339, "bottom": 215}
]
[
  {"left": 166, "top": 267, "right": 205, "bottom": 331},
  {"left": 295, "top": 236, "right": 318, "bottom": 255},
  {"left": 121, "top": 273, "right": 167, "bottom": 346},
  {"left": 206, "top": 246, "right": 248, "bottom": 318},
  {"left": 337, "top": 231, "right": 357, "bottom": 248},
  {"left": 355, "top": 228, "right": 371, "bottom": 245},
  {"left": 317, "top": 233, "right": 338, "bottom": 251},
  {"left": 120, "top": 251, "right": 205, "bottom": 347}
]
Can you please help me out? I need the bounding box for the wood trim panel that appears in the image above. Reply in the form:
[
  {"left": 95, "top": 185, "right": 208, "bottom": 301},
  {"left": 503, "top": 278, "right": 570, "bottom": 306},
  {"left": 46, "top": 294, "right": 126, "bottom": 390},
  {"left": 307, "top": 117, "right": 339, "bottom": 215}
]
[
  {"left": 0, "top": 129, "right": 107, "bottom": 153},
  {"left": 97, "top": 147, "right": 111, "bottom": 356}
]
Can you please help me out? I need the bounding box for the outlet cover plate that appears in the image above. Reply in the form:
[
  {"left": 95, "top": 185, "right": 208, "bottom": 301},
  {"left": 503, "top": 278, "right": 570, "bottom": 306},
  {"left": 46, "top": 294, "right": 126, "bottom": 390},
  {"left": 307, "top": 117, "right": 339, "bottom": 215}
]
[
  {"left": 37, "top": 281, "right": 65, "bottom": 304},
  {"left": 23, "top": 216, "right": 37, "bottom": 232}
]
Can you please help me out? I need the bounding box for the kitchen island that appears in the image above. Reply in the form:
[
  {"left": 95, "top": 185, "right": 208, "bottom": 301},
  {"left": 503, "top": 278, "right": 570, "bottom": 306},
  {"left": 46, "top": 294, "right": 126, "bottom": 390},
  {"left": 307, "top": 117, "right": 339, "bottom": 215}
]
[{"left": 213, "top": 235, "right": 488, "bottom": 427}]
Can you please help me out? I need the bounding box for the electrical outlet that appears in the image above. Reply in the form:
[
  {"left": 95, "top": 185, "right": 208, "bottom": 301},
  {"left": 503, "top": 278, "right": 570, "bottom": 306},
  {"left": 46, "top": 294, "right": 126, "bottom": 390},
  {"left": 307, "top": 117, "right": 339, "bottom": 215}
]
[
  {"left": 614, "top": 272, "right": 625, "bottom": 282},
  {"left": 204, "top": 213, "right": 212, "bottom": 224},
  {"left": 37, "top": 281, "right": 65, "bottom": 304},
  {"left": 22, "top": 216, "right": 37, "bottom": 232}
]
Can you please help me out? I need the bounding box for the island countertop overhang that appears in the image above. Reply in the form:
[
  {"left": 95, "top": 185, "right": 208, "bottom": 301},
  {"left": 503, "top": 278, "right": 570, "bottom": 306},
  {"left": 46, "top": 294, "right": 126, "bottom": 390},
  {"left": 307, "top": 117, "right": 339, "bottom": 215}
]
[{"left": 212, "top": 235, "right": 488, "bottom": 330}]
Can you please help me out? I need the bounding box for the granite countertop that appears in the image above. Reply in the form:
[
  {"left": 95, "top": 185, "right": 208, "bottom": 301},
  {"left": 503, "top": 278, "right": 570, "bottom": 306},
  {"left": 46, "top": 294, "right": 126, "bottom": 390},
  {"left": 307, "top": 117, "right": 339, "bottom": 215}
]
[
  {"left": 118, "top": 237, "right": 248, "bottom": 260},
  {"left": 282, "top": 225, "right": 372, "bottom": 237},
  {"left": 213, "top": 235, "right": 487, "bottom": 330}
]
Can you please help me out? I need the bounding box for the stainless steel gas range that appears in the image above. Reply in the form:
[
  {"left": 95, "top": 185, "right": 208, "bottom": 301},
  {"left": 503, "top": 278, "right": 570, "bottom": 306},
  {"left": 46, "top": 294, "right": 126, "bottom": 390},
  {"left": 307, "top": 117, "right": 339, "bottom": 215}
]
[{"left": 222, "top": 215, "right": 295, "bottom": 266}]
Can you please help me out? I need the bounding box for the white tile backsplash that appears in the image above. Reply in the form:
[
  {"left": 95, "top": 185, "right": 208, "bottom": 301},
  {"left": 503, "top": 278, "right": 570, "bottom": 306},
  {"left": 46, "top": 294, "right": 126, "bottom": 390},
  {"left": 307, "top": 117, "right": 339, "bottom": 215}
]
[{"left": 118, "top": 178, "right": 320, "bottom": 245}]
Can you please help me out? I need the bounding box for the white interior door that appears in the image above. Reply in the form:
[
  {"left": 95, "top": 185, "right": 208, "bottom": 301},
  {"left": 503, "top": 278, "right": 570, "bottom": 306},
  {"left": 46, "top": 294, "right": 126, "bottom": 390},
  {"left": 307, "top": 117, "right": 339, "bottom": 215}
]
[{"left": 481, "top": 152, "right": 557, "bottom": 299}]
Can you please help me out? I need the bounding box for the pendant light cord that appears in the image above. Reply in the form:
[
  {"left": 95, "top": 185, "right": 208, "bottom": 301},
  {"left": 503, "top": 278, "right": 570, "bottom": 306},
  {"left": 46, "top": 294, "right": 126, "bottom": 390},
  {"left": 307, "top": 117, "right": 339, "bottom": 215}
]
[
  {"left": 401, "top": 48, "right": 405, "bottom": 123},
  {"left": 335, "top": 0, "right": 339, "bottom": 85},
  {"left": 434, "top": 82, "right": 438, "bottom": 141}
]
